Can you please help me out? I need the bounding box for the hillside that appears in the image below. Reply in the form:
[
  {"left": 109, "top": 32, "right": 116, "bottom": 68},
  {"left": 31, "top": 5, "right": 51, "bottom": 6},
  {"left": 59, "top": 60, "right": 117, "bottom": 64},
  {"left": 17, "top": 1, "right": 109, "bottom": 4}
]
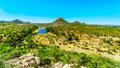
[
  {"left": 73, "top": 21, "right": 81, "bottom": 24},
  {"left": 0, "top": 22, "right": 120, "bottom": 68},
  {"left": 52, "top": 17, "right": 69, "bottom": 26},
  {"left": 33, "top": 24, "right": 120, "bottom": 61}
]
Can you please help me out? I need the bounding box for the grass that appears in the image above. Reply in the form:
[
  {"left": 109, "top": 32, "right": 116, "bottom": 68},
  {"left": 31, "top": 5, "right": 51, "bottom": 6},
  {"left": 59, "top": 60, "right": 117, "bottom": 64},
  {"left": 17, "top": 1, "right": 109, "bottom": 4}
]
[
  {"left": 45, "top": 23, "right": 120, "bottom": 57},
  {"left": 36, "top": 45, "right": 120, "bottom": 68},
  {"left": 0, "top": 23, "right": 120, "bottom": 67}
]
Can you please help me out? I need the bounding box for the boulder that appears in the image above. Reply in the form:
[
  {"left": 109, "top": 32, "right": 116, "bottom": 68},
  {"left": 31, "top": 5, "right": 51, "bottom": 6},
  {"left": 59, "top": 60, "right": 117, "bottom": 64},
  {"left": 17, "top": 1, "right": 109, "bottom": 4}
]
[
  {"left": 6, "top": 53, "right": 40, "bottom": 68},
  {"left": 63, "top": 64, "right": 74, "bottom": 68},
  {"left": 53, "top": 62, "right": 74, "bottom": 68},
  {"left": 53, "top": 62, "right": 63, "bottom": 68}
]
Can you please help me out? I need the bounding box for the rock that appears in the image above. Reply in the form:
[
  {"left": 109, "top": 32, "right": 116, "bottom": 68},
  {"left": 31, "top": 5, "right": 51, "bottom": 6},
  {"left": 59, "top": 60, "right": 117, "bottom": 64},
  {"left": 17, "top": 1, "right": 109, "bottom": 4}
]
[
  {"left": 81, "top": 66, "right": 87, "bottom": 68},
  {"left": 53, "top": 62, "right": 63, "bottom": 68},
  {"left": 6, "top": 53, "right": 40, "bottom": 68},
  {"left": 53, "top": 62, "right": 74, "bottom": 68},
  {"left": 63, "top": 64, "right": 74, "bottom": 68}
]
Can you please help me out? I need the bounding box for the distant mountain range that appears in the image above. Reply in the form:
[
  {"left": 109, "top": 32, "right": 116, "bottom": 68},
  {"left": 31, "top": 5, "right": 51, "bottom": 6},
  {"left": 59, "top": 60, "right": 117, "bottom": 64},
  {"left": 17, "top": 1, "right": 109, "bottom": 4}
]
[
  {"left": 1, "top": 18, "right": 119, "bottom": 28},
  {"left": 0, "top": 19, "right": 30, "bottom": 24}
]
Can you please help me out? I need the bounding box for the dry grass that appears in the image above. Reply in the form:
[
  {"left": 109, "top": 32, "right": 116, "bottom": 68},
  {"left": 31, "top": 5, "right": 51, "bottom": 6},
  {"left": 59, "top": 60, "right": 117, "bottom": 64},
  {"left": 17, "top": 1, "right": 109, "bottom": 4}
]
[{"left": 32, "top": 32, "right": 120, "bottom": 61}]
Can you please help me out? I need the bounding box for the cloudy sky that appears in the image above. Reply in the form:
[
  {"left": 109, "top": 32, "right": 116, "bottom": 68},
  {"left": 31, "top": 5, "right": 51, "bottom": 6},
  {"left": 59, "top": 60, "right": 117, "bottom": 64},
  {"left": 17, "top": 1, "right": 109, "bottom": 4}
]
[{"left": 0, "top": 0, "right": 120, "bottom": 25}]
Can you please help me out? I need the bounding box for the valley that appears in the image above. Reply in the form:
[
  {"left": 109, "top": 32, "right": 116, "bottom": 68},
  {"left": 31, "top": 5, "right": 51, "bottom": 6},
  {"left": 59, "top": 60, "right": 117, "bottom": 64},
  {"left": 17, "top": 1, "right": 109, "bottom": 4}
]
[{"left": 0, "top": 19, "right": 120, "bottom": 68}]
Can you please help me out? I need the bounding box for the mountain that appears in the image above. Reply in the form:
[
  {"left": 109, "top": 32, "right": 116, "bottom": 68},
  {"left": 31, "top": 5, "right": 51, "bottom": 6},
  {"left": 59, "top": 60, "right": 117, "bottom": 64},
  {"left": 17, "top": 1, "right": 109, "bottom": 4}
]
[
  {"left": 0, "top": 21, "right": 6, "bottom": 22},
  {"left": 10, "top": 19, "right": 23, "bottom": 23},
  {"left": 73, "top": 21, "right": 80, "bottom": 24},
  {"left": 0, "top": 20, "right": 8, "bottom": 23},
  {"left": 52, "top": 17, "right": 69, "bottom": 25},
  {"left": 0, "top": 19, "right": 30, "bottom": 24}
]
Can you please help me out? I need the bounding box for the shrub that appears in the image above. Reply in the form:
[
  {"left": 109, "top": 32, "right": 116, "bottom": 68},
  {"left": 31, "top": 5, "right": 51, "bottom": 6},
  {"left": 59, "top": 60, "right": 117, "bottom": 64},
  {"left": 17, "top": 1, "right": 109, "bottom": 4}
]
[
  {"left": 74, "top": 35, "right": 78, "bottom": 40},
  {"left": 115, "top": 40, "right": 120, "bottom": 43},
  {"left": 102, "top": 38, "right": 110, "bottom": 43},
  {"left": 0, "top": 59, "right": 4, "bottom": 68},
  {"left": 67, "top": 36, "right": 72, "bottom": 41}
]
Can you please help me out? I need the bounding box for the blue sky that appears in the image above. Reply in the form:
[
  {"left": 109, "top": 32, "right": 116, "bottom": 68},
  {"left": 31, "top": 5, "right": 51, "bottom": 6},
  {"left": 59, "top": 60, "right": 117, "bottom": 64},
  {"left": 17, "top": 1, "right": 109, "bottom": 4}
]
[{"left": 0, "top": 0, "right": 120, "bottom": 25}]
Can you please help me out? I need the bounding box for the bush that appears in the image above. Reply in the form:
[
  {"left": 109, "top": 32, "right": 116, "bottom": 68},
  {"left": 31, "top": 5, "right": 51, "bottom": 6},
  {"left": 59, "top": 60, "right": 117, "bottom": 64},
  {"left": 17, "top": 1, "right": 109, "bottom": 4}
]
[
  {"left": 0, "top": 60, "right": 4, "bottom": 68},
  {"left": 74, "top": 35, "right": 78, "bottom": 40},
  {"left": 67, "top": 36, "right": 72, "bottom": 41},
  {"left": 35, "top": 45, "right": 120, "bottom": 68},
  {"left": 102, "top": 38, "right": 110, "bottom": 43},
  {"left": 115, "top": 40, "right": 120, "bottom": 43}
]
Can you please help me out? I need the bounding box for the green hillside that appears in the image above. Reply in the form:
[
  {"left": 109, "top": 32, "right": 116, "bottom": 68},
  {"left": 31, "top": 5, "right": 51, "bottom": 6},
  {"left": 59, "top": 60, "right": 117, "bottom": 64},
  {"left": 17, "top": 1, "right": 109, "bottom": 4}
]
[
  {"left": 52, "top": 17, "right": 69, "bottom": 26},
  {"left": 0, "top": 22, "right": 120, "bottom": 68}
]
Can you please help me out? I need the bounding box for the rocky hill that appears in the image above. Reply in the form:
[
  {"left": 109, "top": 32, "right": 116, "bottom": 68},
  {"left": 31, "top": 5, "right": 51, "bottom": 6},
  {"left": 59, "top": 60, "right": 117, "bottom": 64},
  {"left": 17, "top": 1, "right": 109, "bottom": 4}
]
[
  {"left": 52, "top": 17, "right": 69, "bottom": 25},
  {"left": 73, "top": 21, "right": 80, "bottom": 24}
]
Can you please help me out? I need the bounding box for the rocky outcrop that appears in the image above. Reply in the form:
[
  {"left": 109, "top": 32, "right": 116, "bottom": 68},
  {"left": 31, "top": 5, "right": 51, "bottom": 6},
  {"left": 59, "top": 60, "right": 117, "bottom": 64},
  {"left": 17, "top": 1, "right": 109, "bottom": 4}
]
[
  {"left": 6, "top": 53, "right": 40, "bottom": 68},
  {"left": 73, "top": 21, "right": 80, "bottom": 24},
  {"left": 52, "top": 62, "right": 74, "bottom": 68},
  {"left": 53, "top": 62, "right": 63, "bottom": 68},
  {"left": 52, "top": 17, "right": 69, "bottom": 26},
  {"left": 63, "top": 64, "right": 74, "bottom": 68},
  {"left": 5, "top": 53, "right": 85, "bottom": 68}
]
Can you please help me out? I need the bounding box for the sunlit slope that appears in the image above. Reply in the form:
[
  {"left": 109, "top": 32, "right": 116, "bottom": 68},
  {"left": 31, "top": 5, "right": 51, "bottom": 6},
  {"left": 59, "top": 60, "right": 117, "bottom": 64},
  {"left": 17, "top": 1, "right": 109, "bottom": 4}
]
[
  {"left": 0, "top": 23, "right": 120, "bottom": 67},
  {"left": 32, "top": 23, "right": 120, "bottom": 61},
  {"left": 0, "top": 23, "right": 38, "bottom": 46}
]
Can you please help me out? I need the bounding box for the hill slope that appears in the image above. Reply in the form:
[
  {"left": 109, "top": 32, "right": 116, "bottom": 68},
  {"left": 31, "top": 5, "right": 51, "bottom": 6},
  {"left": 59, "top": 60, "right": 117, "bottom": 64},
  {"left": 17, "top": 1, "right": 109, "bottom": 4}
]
[
  {"left": 52, "top": 17, "right": 69, "bottom": 25},
  {"left": 0, "top": 22, "right": 120, "bottom": 68},
  {"left": 33, "top": 23, "right": 120, "bottom": 61}
]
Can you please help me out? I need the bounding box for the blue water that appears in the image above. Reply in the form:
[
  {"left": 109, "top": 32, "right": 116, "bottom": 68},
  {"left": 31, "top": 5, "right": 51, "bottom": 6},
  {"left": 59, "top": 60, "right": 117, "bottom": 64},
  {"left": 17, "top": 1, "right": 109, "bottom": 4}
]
[
  {"left": 38, "top": 28, "right": 47, "bottom": 34},
  {"left": 21, "top": 41, "right": 24, "bottom": 45}
]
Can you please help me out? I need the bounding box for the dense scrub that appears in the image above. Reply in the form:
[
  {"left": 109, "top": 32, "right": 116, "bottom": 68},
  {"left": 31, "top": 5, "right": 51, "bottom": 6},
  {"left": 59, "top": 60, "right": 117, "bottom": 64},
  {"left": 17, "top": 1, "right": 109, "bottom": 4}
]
[
  {"left": 0, "top": 23, "right": 39, "bottom": 66},
  {"left": 0, "top": 23, "right": 120, "bottom": 68},
  {"left": 23, "top": 29, "right": 120, "bottom": 68},
  {"left": 36, "top": 45, "right": 120, "bottom": 68},
  {"left": 1, "top": 34, "right": 120, "bottom": 68},
  {"left": 45, "top": 24, "right": 120, "bottom": 58},
  {"left": 0, "top": 23, "right": 38, "bottom": 47},
  {"left": 46, "top": 23, "right": 120, "bottom": 37}
]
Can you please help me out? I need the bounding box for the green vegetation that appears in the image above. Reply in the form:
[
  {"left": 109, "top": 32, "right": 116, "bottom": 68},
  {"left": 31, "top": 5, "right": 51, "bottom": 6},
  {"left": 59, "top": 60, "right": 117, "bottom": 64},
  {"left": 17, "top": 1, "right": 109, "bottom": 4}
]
[
  {"left": 35, "top": 45, "right": 120, "bottom": 68},
  {"left": 0, "top": 23, "right": 38, "bottom": 47},
  {"left": 0, "top": 22, "right": 120, "bottom": 68},
  {"left": 45, "top": 24, "right": 120, "bottom": 54},
  {"left": 46, "top": 23, "right": 120, "bottom": 37},
  {"left": 1, "top": 35, "right": 120, "bottom": 68}
]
